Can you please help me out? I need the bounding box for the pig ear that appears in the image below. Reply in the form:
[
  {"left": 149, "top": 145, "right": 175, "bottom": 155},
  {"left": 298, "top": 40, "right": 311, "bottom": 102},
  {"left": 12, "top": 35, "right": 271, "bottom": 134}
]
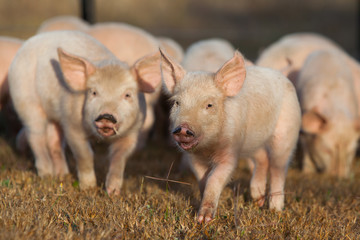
[
  {"left": 57, "top": 48, "right": 96, "bottom": 91},
  {"left": 214, "top": 51, "right": 246, "bottom": 97},
  {"left": 132, "top": 51, "right": 162, "bottom": 93},
  {"left": 301, "top": 108, "right": 327, "bottom": 134},
  {"left": 160, "top": 48, "right": 186, "bottom": 94},
  {"left": 354, "top": 117, "right": 360, "bottom": 132}
]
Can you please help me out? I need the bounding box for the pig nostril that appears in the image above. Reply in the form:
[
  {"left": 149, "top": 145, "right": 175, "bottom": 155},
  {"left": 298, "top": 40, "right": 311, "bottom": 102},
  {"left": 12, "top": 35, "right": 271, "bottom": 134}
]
[
  {"left": 186, "top": 130, "right": 194, "bottom": 137},
  {"left": 172, "top": 127, "right": 182, "bottom": 134},
  {"left": 95, "top": 114, "right": 117, "bottom": 123}
]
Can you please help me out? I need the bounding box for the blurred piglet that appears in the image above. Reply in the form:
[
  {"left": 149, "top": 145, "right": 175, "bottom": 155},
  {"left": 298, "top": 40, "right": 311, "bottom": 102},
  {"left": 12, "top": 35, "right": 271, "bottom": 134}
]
[
  {"left": 297, "top": 50, "right": 360, "bottom": 178},
  {"left": 8, "top": 31, "right": 160, "bottom": 194},
  {"left": 256, "top": 33, "right": 341, "bottom": 83},
  {"left": 154, "top": 50, "right": 300, "bottom": 222},
  {"left": 37, "top": 15, "right": 90, "bottom": 33},
  {"left": 182, "top": 38, "right": 253, "bottom": 72}
]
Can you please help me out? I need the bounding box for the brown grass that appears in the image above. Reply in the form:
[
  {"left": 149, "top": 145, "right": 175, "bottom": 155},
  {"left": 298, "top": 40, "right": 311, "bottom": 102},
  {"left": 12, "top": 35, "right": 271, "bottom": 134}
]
[{"left": 0, "top": 137, "right": 359, "bottom": 239}]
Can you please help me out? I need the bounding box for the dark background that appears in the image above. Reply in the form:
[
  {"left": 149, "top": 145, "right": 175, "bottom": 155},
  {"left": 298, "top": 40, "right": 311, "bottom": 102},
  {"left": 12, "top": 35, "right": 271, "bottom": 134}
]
[{"left": 0, "top": 0, "right": 357, "bottom": 62}]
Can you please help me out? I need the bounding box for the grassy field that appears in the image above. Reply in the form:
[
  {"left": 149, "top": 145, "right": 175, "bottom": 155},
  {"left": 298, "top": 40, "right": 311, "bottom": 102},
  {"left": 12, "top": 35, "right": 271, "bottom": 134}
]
[{"left": 0, "top": 136, "right": 359, "bottom": 239}]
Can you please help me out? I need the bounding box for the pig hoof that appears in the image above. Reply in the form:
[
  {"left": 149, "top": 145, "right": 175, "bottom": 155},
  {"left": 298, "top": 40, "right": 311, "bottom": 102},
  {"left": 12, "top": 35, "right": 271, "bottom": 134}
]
[
  {"left": 106, "top": 186, "right": 121, "bottom": 196},
  {"left": 255, "top": 196, "right": 266, "bottom": 207},
  {"left": 37, "top": 167, "right": 54, "bottom": 177},
  {"left": 197, "top": 205, "right": 215, "bottom": 223},
  {"left": 105, "top": 177, "right": 123, "bottom": 196},
  {"left": 78, "top": 171, "right": 97, "bottom": 190},
  {"left": 269, "top": 195, "right": 284, "bottom": 211},
  {"left": 80, "top": 181, "right": 96, "bottom": 190}
]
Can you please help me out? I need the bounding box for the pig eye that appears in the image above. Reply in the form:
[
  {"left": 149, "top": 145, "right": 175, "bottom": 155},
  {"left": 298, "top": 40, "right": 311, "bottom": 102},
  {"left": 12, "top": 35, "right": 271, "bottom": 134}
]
[
  {"left": 125, "top": 93, "right": 131, "bottom": 99},
  {"left": 89, "top": 89, "right": 97, "bottom": 96},
  {"left": 206, "top": 103, "right": 213, "bottom": 109}
]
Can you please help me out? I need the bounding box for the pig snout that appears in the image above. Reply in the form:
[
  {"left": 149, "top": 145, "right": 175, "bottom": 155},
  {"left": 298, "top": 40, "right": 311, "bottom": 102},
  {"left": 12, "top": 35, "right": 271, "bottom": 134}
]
[
  {"left": 172, "top": 124, "right": 199, "bottom": 150},
  {"left": 94, "top": 113, "right": 118, "bottom": 137}
]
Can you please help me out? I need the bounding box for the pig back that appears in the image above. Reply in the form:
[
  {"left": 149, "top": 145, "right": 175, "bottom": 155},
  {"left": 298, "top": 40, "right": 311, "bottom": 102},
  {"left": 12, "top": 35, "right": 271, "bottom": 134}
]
[
  {"left": 87, "top": 22, "right": 159, "bottom": 66},
  {"left": 256, "top": 33, "right": 342, "bottom": 83},
  {"left": 8, "top": 30, "right": 116, "bottom": 123},
  {"left": 225, "top": 66, "right": 293, "bottom": 156}
]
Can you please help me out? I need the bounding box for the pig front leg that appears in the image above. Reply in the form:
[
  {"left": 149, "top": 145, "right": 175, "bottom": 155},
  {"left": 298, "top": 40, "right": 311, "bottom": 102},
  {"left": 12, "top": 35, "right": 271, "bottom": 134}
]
[
  {"left": 187, "top": 153, "right": 211, "bottom": 198},
  {"left": 106, "top": 133, "right": 138, "bottom": 195},
  {"left": 64, "top": 124, "right": 96, "bottom": 189},
  {"left": 194, "top": 150, "right": 237, "bottom": 223}
]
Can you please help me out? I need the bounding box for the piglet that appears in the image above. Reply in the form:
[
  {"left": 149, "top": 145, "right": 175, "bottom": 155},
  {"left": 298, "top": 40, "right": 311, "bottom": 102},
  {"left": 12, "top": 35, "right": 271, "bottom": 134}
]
[
  {"left": 153, "top": 50, "right": 301, "bottom": 222},
  {"left": 8, "top": 30, "right": 160, "bottom": 194},
  {"left": 297, "top": 50, "right": 360, "bottom": 177}
]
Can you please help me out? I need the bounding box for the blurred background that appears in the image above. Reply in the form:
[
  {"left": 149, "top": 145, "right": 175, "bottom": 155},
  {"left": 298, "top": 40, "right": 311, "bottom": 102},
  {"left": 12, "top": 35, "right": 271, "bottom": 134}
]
[{"left": 0, "top": 0, "right": 357, "bottom": 61}]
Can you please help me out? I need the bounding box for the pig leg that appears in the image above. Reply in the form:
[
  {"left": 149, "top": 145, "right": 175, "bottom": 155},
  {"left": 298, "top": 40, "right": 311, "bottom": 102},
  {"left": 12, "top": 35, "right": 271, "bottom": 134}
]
[
  {"left": 46, "top": 122, "right": 69, "bottom": 176},
  {"left": 246, "top": 158, "right": 255, "bottom": 173},
  {"left": 15, "top": 128, "right": 28, "bottom": 154},
  {"left": 268, "top": 110, "right": 299, "bottom": 211},
  {"left": 23, "top": 107, "right": 54, "bottom": 176},
  {"left": 64, "top": 124, "right": 96, "bottom": 189},
  {"left": 106, "top": 133, "right": 138, "bottom": 195},
  {"left": 188, "top": 153, "right": 211, "bottom": 198},
  {"left": 300, "top": 136, "right": 317, "bottom": 173},
  {"left": 250, "top": 148, "right": 269, "bottom": 207},
  {"left": 302, "top": 148, "right": 317, "bottom": 173},
  {"left": 197, "top": 149, "right": 237, "bottom": 223}
]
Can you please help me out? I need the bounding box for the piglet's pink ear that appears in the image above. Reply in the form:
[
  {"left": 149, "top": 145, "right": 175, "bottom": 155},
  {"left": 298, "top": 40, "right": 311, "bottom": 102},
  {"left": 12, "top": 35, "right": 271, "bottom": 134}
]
[
  {"left": 132, "top": 51, "right": 162, "bottom": 93},
  {"left": 215, "top": 51, "right": 246, "bottom": 97},
  {"left": 301, "top": 108, "right": 327, "bottom": 134},
  {"left": 159, "top": 48, "right": 186, "bottom": 94},
  {"left": 57, "top": 48, "right": 96, "bottom": 91}
]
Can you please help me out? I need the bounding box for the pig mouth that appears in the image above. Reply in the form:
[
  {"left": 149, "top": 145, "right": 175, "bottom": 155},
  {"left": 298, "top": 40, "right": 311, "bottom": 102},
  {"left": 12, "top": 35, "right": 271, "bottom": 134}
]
[
  {"left": 94, "top": 121, "right": 118, "bottom": 138},
  {"left": 173, "top": 135, "right": 199, "bottom": 150}
]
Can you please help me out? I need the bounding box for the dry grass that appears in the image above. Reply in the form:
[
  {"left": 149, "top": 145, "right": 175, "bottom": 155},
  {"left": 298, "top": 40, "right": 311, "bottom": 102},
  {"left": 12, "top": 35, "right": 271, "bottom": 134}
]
[{"left": 0, "top": 137, "right": 359, "bottom": 239}]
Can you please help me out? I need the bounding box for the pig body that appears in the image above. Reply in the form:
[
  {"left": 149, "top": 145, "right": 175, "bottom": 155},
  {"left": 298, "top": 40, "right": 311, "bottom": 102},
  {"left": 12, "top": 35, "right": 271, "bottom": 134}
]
[
  {"left": 86, "top": 22, "right": 161, "bottom": 148},
  {"left": 8, "top": 31, "right": 160, "bottom": 193},
  {"left": 256, "top": 33, "right": 342, "bottom": 83},
  {"left": 157, "top": 50, "right": 301, "bottom": 222},
  {"left": 297, "top": 50, "right": 360, "bottom": 177},
  {"left": 37, "top": 15, "right": 90, "bottom": 33},
  {"left": 182, "top": 38, "right": 236, "bottom": 72}
]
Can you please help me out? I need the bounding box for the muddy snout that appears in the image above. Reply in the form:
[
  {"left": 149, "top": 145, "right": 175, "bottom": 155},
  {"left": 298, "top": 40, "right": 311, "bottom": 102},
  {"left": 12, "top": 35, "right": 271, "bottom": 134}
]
[
  {"left": 94, "top": 113, "right": 118, "bottom": 137},
  {"left": 172, "top": 125, "right": 199, "bottom": 150}
]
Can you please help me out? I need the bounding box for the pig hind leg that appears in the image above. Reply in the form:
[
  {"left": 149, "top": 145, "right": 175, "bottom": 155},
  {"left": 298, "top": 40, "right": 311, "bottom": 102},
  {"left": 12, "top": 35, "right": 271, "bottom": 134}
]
[
  {"left": 23, "top": 107, "right": 54, "bottom": 176},
  {"left": 46, "top": 122, "right": 69, "bottom": 176},
  {"left": 249, "top": 148, "right": 269, "bottom": 207},
  {"left": 267, "top": 91, "right": 300, "bottom": 211}
]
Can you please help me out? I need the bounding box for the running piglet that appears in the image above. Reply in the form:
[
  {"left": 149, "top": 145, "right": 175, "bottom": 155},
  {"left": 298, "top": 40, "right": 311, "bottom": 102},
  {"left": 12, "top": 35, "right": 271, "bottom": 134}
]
[{"left": 152, "top": 50, "right": 301, "bottom": 223}]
